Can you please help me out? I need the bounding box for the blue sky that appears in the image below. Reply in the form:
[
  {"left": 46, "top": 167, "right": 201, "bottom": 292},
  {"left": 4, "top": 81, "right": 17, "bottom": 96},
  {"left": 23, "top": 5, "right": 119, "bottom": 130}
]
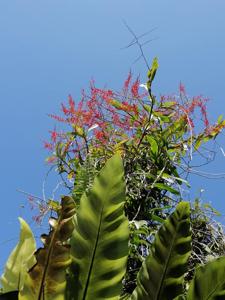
[{"left": 1, "top": 1, "right": 225, "bottom": 270}]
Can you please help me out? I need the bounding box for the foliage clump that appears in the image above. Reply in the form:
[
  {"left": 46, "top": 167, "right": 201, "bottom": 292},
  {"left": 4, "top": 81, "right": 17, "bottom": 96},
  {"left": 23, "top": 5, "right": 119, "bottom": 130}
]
[
  {"left": 1, "top": 158, "right": 225, "bottom": 299},
  {"left": 42, "top": 58, "right": 225, "bottom": 293}
]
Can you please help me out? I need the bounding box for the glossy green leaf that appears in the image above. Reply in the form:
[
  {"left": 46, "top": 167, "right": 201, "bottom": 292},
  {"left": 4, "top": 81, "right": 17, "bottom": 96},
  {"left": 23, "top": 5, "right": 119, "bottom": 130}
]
[
  {"left": 19, "top": 196, "right": 75, "bottom": 300},
  {"left": 67, "top": 154, "right": 129, "bottom": 300},
  {"left": 131, "top": 202, "right": 191, "bottom": 300},
  {"left": 147, "top": 136, "right": 158, "bottom": 156},
  {"left": 187, "top": 256, "right": 225, "bottom": 299},
  {"left": 151, "top": 214, "right": 165, "bottom": 224},
  {"left": 0, "top": 218, "right": 36, "bottom": 293},
  {"left": 154, "top": 183, "right": 180, "bottom": 195}
]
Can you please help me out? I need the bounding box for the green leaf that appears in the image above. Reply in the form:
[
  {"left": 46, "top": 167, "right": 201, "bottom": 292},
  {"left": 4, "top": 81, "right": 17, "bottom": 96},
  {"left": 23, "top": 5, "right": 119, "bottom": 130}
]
[
  {"left": 154, "top": 183, "right": 180, "bottom": 195},
  {"left": 72, "top": 124, "right": 85, "bottom": 137},
  {"left": 172, "top": 177, "right": 190, "bottom": 187},
  {"left": 153, "top": 111, "right": 171, "bottom": 123},
  {"left": 194, "top": 137, "right": 203, "bottom": 150},
  {"left": 47, "top": 199, "right": 61, "bottom": 212},
  {"left": 131, "top": 201, "right": 191, "bottom": 300},
  {"left": 147, "top": 136, "right": 158, "bottom": 156},
  {"left": 150, "top": 205, "right": 172, "bottom": 212},
  {"left": 187, "top": 256, "right": 225, "bottom": 299},
  {"left": 143, "top": 104, "right": 152, "bottom": 113},
  {"left": 159, "top": 115, "right": 171, "bottom": 123},
  {"left": 162, "top": 173, "right": 190, "bottom": 187},
  {"left": 217, "top": 114, "right": 223, "bottom": 124},
  {"left": 0, "top": 218, "right": 36, "bottom": 293},
  {"left": 161, "top": 101, "right": 176, "bottom": 108},
  {"left": 67, "top": 154, "right": 129, "bottom": 300},
  {"left": 19, "top": 196, "right": 75, "bottom": 300},
  {"left": 147, "top": 57, "right": 159, "bottom": 92},
  {"left": 151, "top": 214, "right": 165, "bottom": 224},
  {"left": 203, "top": 203, "right": 221, "bottom": 216}
]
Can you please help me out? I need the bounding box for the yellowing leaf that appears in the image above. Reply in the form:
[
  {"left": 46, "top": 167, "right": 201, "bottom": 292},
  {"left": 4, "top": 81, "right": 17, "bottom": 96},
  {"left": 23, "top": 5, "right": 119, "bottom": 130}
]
[{"left": 19, "top": 196, "right": 75, "bottom": 300}]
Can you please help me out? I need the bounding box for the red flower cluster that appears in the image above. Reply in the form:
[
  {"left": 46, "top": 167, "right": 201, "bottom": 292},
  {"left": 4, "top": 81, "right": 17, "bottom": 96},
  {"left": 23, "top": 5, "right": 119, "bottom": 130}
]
[
  {"left": 45, "top": 76, "right": 224, "bottom": 165},
  {"left": 182, "top": 95, "right": 209, "bottom": 128},
  {"left": 160, "top": 88, "right": 209, "bottom": 131},
  {"left": 45, "top": 73, "right": 146, "bottom": 158}
]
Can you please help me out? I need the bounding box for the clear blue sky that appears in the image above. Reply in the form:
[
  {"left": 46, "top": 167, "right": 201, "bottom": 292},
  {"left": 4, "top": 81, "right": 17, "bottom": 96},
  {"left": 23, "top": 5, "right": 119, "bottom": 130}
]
[{"left": 1, "top": 1, "right": 225, "bottom": 270}]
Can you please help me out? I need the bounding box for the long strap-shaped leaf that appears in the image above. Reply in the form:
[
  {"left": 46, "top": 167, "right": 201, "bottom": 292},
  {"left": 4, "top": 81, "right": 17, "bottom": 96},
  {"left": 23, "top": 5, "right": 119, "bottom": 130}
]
[
  {"left": 67, "top": 154, "right": 129, "bottom": 300},
  {"left": 1, "top": 218, "right": 36, "bottom": 293},
  {"left": 131, "top": 202, "right": 191, "bottom": 300},
  {"left": 19, "top": 196, "right": 76, "bottom": 300},
  {"left": 187, "top": 256, "right": 225, "bottom": 299}
]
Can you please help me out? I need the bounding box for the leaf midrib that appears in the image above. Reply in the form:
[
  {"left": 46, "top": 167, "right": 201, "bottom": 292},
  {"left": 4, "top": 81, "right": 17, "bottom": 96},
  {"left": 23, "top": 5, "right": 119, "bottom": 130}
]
[
  {"left": 37, "top": 212, "right": 65, "bottom": 300},
  {"left": 82, "top": 205, "right": 104, "bottom": 300},
  {"left": 155, "top": 217, "right": 180, "bottom": 299},
  {"left": 37, "top": 225, "right": 58, "bottom": 300}
]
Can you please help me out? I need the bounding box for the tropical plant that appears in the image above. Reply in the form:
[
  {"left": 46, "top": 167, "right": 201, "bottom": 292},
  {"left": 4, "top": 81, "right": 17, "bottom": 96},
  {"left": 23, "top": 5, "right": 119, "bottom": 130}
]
[
  {"left": 43, "top": 58, "right": 225, "bottom": 292},
  {"left": 1, "top": 154, "right": 225, "bottom": 300}
]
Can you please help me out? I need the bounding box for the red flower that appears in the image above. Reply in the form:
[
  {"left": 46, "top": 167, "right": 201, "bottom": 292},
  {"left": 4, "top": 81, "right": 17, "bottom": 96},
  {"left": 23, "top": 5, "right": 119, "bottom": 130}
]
[
  {"left": 123, "top": 71, "right": 132, "bottom": 94},
  {"left": 94, "top": 130, "right": 105, "bottom": 140},
  {"left": 49, "top": 130, "right": 58, "bottom": 143},
  {"left": 48, "top": 114, "right": 66, "bottom": 122},
  {"left": 46, "top": 156, "right": 57, "bottom": 164},
  {"left": 68, "top": 95, "right": 75, "bottom": 114},
  {"left": 179, "top": 82, "right": 186, "bottom": 95},
  {"left": 131, "top": 78, "right": 140, "bottom": 98},
  {"left": 61, "top": 103, "right": 70, "bottom": 115},
  {"left": 43, "top": 141, "right": 53, "bottom": 150}
]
